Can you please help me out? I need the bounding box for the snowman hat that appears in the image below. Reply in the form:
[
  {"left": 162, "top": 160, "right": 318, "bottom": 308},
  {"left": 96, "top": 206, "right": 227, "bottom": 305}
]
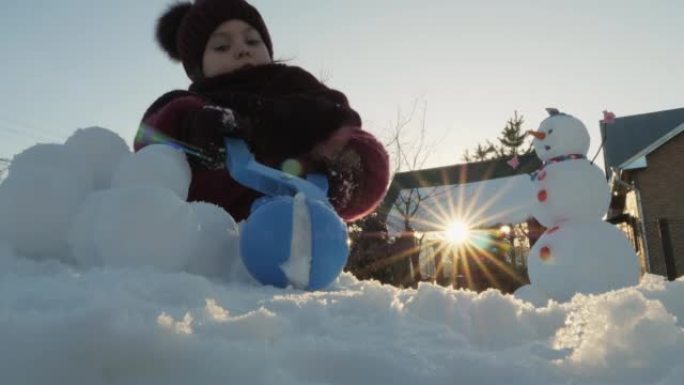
[
  {"left": 539, "top": 108, "right": 581, "bottom": 126},
  {"left": 545, "top": 108, "right": 569, "bottom": 117}
]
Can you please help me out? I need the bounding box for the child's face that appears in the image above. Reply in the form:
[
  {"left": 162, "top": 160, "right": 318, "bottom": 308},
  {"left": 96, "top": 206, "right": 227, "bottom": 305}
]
[{"left": 202, "top": 19, "right": 272, "bottom": 78}]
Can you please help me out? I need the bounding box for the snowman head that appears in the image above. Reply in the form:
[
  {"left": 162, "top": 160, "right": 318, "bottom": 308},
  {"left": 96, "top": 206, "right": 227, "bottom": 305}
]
[{"left": 529, "top": 109, "right": 590, "bottom": 161}]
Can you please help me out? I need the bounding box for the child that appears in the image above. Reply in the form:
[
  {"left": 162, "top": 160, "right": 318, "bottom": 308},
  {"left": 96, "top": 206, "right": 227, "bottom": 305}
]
[{"left": 135, "top": 0, "right": 389, "bottom": 223}]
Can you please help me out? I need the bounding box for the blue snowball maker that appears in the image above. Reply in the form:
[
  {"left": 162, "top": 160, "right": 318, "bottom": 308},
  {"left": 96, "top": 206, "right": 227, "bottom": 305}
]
[
  {"left": 224, "top": 137, "right": 350, "bottom": 290},
  {"left": 240, "top": 196, "right": 349, "bottom": 290}
]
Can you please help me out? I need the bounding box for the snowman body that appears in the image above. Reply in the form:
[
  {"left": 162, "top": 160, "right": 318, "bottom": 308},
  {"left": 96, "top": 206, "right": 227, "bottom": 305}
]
[
  {"left": 527, "top": 220, "right": 640, "bottom": 302},
  {"left": 516, "top": 110, "right": 639, "bottom": 303},
  {"left": 531, "top": 158, "right": 610, "bottom": 227}
]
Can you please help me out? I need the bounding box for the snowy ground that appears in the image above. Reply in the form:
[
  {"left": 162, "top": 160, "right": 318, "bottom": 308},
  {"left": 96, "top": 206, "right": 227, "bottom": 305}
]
[
  {"left": 1, "top": 128, "right": 683, "bottom": 384},
  {"left": 2, "top": 248, "right": 684, "bottom": 385}
]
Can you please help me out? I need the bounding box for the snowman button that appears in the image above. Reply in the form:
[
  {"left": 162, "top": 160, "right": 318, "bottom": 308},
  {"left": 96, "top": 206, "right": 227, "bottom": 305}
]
[
  {"left": 540, "top": 246, "right": 551, "bottom": 261},
  {"left": 537, "top": 189, "right": 548, "bottom": 202}
]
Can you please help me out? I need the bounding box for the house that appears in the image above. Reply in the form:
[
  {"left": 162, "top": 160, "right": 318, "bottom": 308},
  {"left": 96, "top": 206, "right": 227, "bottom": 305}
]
[
  {"left": 367, "top": 153, "right": 543, "bottom": 291},
  {"left": 603, "top": 107, "right": 684, "bottom": 280}
]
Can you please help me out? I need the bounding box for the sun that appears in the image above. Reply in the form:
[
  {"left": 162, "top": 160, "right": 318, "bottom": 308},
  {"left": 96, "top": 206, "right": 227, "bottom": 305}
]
[{"left": 445, "top": 220, "right": 471, "bottom": 245}]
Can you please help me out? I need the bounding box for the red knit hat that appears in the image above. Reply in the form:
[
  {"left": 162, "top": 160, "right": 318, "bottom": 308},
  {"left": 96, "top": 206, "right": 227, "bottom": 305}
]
[{"left": 156, "top": 0, "right": 273, "bottom": 79}]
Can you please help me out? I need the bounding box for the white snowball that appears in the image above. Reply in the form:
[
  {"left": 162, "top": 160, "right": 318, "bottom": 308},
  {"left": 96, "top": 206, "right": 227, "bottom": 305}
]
[
  {"left": 532, "top": 159, "right": 610, "bottom": 227},
  {"left": 184, "top": 201, "right": 240, "bottom": 279},
  {"left": 0, "top": 144, "right": 93, "bottom": 261},
  {"left": 68, "top": 186, "right": 198, "bottom": 271},
  {"left": 527, "top": 220, "right": 641, "bottom": 302},
  {"left": 533, "top": 113, "right": 590, "bottom": 161},
  {"left": 111, "top": 144, "right": 191, "bottom": 200},
  {"left": 68, "top": 191, "right": 107, "bottom": 267},
  {"left": 7, "top": 143, "right": 92, "bottom": 183},
  {"left": 64, "top": 127, "right": 130, "bottom": 190}
]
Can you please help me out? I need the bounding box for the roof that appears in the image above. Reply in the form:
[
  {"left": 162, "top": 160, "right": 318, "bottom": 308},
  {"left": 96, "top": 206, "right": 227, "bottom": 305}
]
[
  {"left": 601, "top": 107, "right": 684, "bottom": 174},
  {"left": 377, "top": 153, "right": 542, "bottom": 232},
  {"left": 384, "top": 173, "right": 538, "bottom": 233},
  {"left": 619, "top": 122, "right": 684, "bottom": 170}
]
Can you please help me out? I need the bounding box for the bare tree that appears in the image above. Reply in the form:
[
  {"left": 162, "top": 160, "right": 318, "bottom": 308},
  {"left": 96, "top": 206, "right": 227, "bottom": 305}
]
[
  {"left": 383, "top": 99, "right": 431, "bottom": 173},
  {"left": 382, "top": 99, "right": 442, "bottom": 231},
  {"left": 349, "top": 99, "right": 444, "bottom": 286}
]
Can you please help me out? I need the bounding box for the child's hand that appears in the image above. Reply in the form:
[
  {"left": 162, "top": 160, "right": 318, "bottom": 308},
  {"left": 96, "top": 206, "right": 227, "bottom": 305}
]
[
  {"left": 311, "top": 125, "right": 358, "bottom": 161},
  {"left": 183, "top": 105, "right": 251, "bottom": 167},
  {"left": 190, "top": 106, "right": 248, "bottom": 137},
  {"left": 185, "top": 105, "right": 251, "bottom": 146}
]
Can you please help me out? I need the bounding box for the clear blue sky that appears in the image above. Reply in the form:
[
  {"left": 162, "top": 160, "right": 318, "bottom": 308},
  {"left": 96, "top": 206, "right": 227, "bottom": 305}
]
[{"left": 2, "top": 0, "right": 683, "bottom": 169}]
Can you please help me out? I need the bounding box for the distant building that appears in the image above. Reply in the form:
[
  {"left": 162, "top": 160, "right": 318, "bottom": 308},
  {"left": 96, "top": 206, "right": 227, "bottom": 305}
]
[
  {"left": 371, "top": 153, "right": 543, "bottom": 291},
  {"left": 603, "top": 107, "right": 684, "bottom": 280}
]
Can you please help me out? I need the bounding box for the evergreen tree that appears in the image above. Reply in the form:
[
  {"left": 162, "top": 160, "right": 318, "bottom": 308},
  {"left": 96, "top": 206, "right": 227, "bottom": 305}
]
[
  {"left": 463, "top": 142, "right": 496, "bottom": 162},
  {"left": 495, "top": 111, "right": 531, "bottom": 158},
  {"left": 346, "top": 212, "right": 394, "bottom": 283},
  {"left": 462, "top": 111, "right": 532, "bottom": 162}
]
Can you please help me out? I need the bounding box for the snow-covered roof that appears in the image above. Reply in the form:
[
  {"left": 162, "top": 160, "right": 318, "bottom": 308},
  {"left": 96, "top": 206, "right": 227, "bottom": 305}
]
[
  {"left": 618, "top": 122, "right": 684, "bottom": 170},
  {"left": 602, "top": 107, "right": 684, "bottom": 174},
  {"left": 386, "top": 173, "right": 536, "bottom": 233},
  {"left": 379, "top": 154, "right": 542, "bottom": 234}
]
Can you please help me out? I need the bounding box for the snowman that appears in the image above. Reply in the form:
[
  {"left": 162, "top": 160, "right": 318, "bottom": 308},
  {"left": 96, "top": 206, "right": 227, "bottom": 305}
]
[{"left": 515, "top": 108, "right": 640, "bottom": 304}]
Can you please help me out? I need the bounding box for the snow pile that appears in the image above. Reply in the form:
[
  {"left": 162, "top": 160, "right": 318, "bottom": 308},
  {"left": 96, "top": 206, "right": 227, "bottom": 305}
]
[
  {"left": 0, "top": 128, "right": 682, "bottom": 384},
  {"left": 1, "top": 250, "right": 683, "bottom": 384},
  {"left": 0, "top": 127, "right": 242, "bottom": 279}
]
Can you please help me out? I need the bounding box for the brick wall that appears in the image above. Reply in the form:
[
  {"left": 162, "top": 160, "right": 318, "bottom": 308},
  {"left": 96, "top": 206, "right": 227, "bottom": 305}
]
[
  {"left": 619, "top": 190, "right": 648, "bottom": 273},
  {"left": 632, "top": 131, "right": 684, "bottom": 278}
]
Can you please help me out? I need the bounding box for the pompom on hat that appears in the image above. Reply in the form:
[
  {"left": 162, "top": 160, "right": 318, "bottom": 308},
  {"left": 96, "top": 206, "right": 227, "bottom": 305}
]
[{"left": 156, "top": 0, "right": 273, "bottom": 79}]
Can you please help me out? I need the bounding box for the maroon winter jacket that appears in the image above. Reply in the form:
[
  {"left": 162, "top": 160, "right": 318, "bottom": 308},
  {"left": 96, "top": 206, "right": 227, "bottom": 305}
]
[{"left": 135, "top": 64, "right": 389, "bottom": 222}]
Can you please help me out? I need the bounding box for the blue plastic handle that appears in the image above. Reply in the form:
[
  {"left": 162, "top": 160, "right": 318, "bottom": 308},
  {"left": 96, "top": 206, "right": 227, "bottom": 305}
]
[{"left": 224, "top": 138, "right": 329, "bottom": 202}]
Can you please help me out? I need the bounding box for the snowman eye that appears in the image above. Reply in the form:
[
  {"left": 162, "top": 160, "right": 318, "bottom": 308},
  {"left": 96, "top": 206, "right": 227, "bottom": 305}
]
[{"left": 548, "top": 129, "right": 554, "bottom": 134}]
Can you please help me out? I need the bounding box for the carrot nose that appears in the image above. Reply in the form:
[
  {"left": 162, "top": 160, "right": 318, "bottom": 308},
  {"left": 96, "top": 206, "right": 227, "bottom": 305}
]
[{"left": 527, "top": 130, "right": 546, "bottom": 140}]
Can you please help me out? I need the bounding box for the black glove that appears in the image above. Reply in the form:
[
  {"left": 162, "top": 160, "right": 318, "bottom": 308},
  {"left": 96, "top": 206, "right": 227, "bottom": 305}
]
[{"left": 182, "top": 105, "right": 251, "bottom": 168}]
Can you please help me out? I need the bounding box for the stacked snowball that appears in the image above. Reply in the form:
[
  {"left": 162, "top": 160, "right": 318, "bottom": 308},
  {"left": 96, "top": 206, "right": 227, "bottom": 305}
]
[
  {"left": 0, "top": 128, "right": 246, "bottom": 281},
  {"left": 515, "top": 111, "right": 640, "bottom": 305}
]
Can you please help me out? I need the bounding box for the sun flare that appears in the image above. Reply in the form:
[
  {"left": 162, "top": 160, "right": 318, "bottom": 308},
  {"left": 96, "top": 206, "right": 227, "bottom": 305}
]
[{"left": 445, "top": 220, "right": 471, "bottom": 245}]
